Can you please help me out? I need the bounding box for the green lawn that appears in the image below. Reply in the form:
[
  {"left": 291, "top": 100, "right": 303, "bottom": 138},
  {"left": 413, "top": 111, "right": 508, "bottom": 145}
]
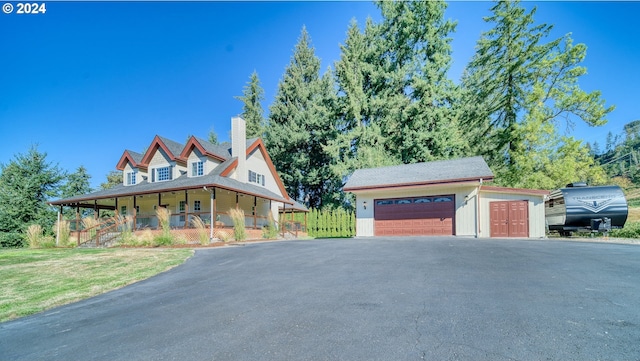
[{"left": 0, "top": 248, "right": 193, "bottom": 322}]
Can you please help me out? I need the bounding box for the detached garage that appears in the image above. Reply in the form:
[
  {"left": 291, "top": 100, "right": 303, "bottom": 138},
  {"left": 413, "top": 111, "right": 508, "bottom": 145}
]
[{"left": 343, "top": 157, "right": 549, "bottom": 238}]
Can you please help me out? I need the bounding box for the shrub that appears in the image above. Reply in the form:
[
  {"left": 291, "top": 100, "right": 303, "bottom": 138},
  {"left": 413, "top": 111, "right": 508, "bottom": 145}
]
[
  {"left": 610, "top": 222, "right": 640, "bottom": 238},
  {"left": 262, "top": 212, "right": 279, "bottom": 239},
  {"left": 153, "top": 234, "right": 174, "bottom": 247},
  {"left": 214, "top": 229, "right": 232, "bottom": 242},
  {"left": 228, "top": 208, "right": 246, "bottom": 242},
  {"left": 191, "top": 216, "right": 209, "bottom": 245},
  {"left": 38, "top": 236, "right": 56, "bottom": 249},
  {"left": 0, "top": 232, "right": 25, "bottom": 248}
]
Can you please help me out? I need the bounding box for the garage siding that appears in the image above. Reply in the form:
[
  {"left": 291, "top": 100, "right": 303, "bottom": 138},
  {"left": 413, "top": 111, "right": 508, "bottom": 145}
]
[
  {"left": 479, "top": 191, "right": 546, "bottom": 238},
  {"left": 353, "top": 186, "right": 478, "bottom": 237}
]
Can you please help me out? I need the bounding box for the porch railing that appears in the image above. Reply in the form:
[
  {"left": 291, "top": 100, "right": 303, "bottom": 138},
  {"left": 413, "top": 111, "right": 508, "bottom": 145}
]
[{"left": 74, "top": 216, "right": 126, "bottom": 247}]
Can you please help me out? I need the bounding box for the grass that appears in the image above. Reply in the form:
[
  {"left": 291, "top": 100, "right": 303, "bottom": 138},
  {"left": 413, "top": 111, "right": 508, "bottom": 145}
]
[{"left": 0, "top": 248, "right": 193, "bottom": 322}]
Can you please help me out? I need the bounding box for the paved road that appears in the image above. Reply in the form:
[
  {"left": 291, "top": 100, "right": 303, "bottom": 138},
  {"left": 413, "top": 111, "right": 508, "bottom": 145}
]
[{"left": 1, "top": 237, "right": 639, "bottom": 360}]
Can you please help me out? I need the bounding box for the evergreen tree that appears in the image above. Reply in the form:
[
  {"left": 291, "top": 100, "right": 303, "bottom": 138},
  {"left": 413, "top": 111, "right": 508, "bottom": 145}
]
[
  {"left": 328, "top": 19, "right": 400, "bottom": 185},
  {"left": 59, "top": 166, "right": 93, "bottom": 218},
  {"left": 265, "top": 27, "right": 340, "bottom": 209},
  {"left": 0, "top": 146, "right": 65, "bottom": 243},
  {"left": 377, "top": 0, "right": 467, "bottom": 163},
  {"left": 236, "top": 71, "right": 266, "bottom": 138},
  {"left": 100, "top": 170, "right": 122, "bottom": 190},
  {"left": 208, "top": 127, "right": 219, "bottom": 145},
  {"left": 60, "top": 166, "right": 92, "bottom": 199},
  {"left": 461, "top": 0, "right": 613, "bottom": 187}
]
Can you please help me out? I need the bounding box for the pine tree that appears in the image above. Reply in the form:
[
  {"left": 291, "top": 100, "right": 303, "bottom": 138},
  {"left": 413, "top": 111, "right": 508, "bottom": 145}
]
[
  {"left": 0, "top": 146, "right": 65, "bottom": 245},
  {"left": 328, "top": 19, "right": 401, "bottom": 184},
  {"left": 461, "top": 0, "right": 613, "bottom": 188},
  {"left": 377, "top": 0, "right": 467, "bottom": 163},
  {"left": 60, "top": 166, "right": 93, "bottom": 218},
  {"left": 265, "top": 27, "right": 340, "bottom": 209},
  {"left": 236, "top": 71, "right": 266, "bottom": 138}
]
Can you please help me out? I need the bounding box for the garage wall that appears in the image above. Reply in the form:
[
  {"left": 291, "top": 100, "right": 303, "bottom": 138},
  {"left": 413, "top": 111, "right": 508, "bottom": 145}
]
[
  {"left": 353, "top": 185, "right": 479, "bottom": 237},
  {"left": 479, "top": 191, "right": 546, "bottom": 238}
]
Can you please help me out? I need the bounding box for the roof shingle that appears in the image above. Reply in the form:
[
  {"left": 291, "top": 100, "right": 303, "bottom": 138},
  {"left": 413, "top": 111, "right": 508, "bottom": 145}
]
[{"left": 343, "top": 156, "right": 494, "bottom": 191}]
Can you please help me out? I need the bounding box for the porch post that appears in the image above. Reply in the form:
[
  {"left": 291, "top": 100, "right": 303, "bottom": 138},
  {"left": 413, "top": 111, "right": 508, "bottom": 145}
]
[
  {"left": 94, "top": 200, "right": 98, "bottom": 220},
  {"left": 115, "top": 198, "right": 119, "bottom": 217},
  {"left": 209, "top": 188, "right": 215, "bottom": 241},
  {"left": 184, "top": 190, "right": 189, "bottom": 229},
  {"left": 76, "top": 206, "right": 80, "bottom": 246},
  {"left": 253, "top": 196, "right": 257, "bottom": 229},
  {"left": 282, "top": 203, "right": 285, "bottom": 237},
  {"left": 133, "top": 195, "right": 137, "bottom": 230},
  {"left": 56, "top": 207, "right": 61, "bottom": 247},
  {"left": 235, "top": 192, "right": 239, "bottom": 209}
]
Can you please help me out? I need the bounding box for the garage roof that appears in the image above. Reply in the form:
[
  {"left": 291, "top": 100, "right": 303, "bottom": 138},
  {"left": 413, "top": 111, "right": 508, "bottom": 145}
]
[{"left": 343, "top": 156, "right": 494, "bottom": 191}]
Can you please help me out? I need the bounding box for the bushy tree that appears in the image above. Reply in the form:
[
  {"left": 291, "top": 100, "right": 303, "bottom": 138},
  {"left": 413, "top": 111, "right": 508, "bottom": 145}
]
[
  {"left": 460, "top": 0, "right": 613, "bottom": 187},
  {"left": 100, "top": 170, "right": 121, "bottom": 190},
  {"left": 265, "top": 27, "right": 341, "bottom": 209},
  {"left": 376, "top": 0, "right": 467, "bottom": 163},
  {"left": 0, "top": 146, "right": 64, "bottom": 246}
]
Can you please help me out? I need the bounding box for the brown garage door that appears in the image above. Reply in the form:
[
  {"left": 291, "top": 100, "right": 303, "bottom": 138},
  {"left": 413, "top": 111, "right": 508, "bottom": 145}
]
[{"left": 374, "top": 195, "right": 455, "bottom": 236}]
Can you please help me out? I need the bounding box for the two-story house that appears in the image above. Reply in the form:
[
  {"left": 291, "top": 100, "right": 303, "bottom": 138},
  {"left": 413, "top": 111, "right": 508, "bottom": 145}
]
[{"left": 50, "top": 117, "right": 306, "bottom": 237}]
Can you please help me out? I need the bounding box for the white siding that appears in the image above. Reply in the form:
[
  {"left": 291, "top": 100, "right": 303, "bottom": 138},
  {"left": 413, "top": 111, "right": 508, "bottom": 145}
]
[
  {"left": 148, "top": 148, "right": 181, "bottom": 181},
  {"left": 479, "top": 191, "right": 546, "bottom": 238},
  {"left": 245, "top": 147, "right": 285, "bottom": 197}
]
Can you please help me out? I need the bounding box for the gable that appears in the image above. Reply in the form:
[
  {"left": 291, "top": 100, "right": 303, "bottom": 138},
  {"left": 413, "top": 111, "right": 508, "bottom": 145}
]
[
  {"left": 116, "top": 150, "right": 144, "bottom": 171},
  {"left": 140, "top": 135, "right": 185, "bottom": 167},
  {"left": 220, "top": 139, "right": 289, "bottom": 199}
]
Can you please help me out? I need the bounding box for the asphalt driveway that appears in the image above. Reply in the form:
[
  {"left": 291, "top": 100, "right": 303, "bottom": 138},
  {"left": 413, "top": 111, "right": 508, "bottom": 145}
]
[{"left": 1, "top": 237, "right": 639, "bottom": 360}]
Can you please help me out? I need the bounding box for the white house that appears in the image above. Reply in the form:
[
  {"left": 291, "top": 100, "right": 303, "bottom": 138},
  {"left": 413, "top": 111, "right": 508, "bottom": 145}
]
[{"left": 51, "top": 117, "right": 304, "bottom": 233}]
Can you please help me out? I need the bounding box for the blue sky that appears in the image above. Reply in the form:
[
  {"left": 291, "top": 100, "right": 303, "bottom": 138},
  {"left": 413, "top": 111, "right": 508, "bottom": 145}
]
[{"left": 1, "top": 1, "right": 638, "bottom": 189}]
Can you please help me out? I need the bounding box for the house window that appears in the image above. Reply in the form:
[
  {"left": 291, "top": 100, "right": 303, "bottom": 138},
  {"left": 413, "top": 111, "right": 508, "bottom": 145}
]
[
  {"left": 248, "top": 170, "right": 265, "bottom": 186},
  {"left": 120, "top": 206, "right": 127, "bottom": 215},
  {"left": 192, "top": 161, "right": 204, "bottom": 177},
  {"left": 155, "top": 166, "right": 172, "bottom": 182},
  {"left": 194, "top": 200, "right": 201, "bottom": 211},
  {"left": 179, "top": 201, "right": 186, "bottom": 213},
  {"left": 126, "top": 171, "right": 137, "bottom": 186}
]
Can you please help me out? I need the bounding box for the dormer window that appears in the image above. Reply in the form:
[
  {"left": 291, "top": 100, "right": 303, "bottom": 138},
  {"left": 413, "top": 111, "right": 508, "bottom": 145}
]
[
  {"left": 126, "top": 171, "right": 137, "bottom": 186},
  {"left": 192, "top": 161, "right": 204, "bottom": 177},
  {"left": 153, "top": 166, "right": 172, "bottom": 182}
]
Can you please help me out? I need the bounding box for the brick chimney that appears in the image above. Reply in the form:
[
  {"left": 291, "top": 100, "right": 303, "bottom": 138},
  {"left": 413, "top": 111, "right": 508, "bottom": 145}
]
[{"left": 231, "top": 116, "right": 247, "bottom": 183}]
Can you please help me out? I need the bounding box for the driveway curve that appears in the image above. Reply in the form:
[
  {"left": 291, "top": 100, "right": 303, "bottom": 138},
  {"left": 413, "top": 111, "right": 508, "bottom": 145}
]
[{"left": 1, "top": 237, "right": 639, "bottom": 360}]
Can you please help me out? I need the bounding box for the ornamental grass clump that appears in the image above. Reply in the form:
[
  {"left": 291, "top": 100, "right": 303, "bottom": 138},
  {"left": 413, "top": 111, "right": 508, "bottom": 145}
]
[
  {"left": 262, "top": 212, "right": 279, "bottom": 239},
  {"left": 26, "top": 224, "right": 43, "bottom": 248},
  {"left": 191, "top": 216, "right": 209, "bottom": 245},
  {"left": 54, "top": 219, "right": 72, "bottom": 247},
  {"left": 117, "top": 215, "right": 136, "bottom": 245},
  {"left": 154, "top": 207, "right": 174, "bottom": 246},
  {"left": 82, "top": 217, "right": 99, "bottom": 239},
  {"left": 228, "top": 208, "right": 246, "bottom": 242}
]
